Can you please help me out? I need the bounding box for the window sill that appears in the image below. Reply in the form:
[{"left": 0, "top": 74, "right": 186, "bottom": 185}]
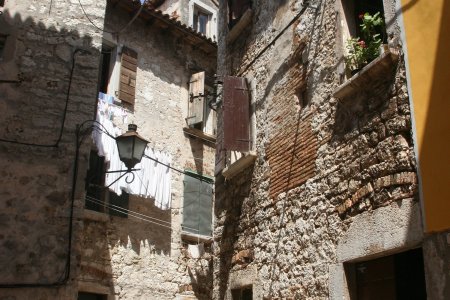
[
  {"left": 181, "top": 231, "right": 213, "bottom": 244},
  {"left": 226, "top": 9, "right": 253, "bottom": 44},
  {"left": 183, "top": 127, "right": 216, "bottom": 144},
  {"left": 222, "top": 151, "right": 257, "bottom": 180},
  {"left": 83, "top": 209, "right": 109, "bottom": 223},
  {"left": 333, "top": 49, "right": 399, "bottom": 100}
]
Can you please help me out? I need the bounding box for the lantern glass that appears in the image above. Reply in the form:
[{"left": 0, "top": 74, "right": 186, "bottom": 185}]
[{"left": 115, "top": 124, "right": 148, "bottom": 169}]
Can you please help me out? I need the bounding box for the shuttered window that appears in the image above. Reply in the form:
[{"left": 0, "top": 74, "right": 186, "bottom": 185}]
[
  {"left": 223, "top": 76, "right": 250, "bottom": 152},
  {"left": 187, "top": 71, "right": 205, "bottom": 127},
  {"left": 228, "top": 0, "right": 252, "bottom": 28},
  {"left": 119, "top": 47, "right": 137, "bottom": 106},
  {"left": 182, "top": 172, "right": 213, "bottom": 236}
]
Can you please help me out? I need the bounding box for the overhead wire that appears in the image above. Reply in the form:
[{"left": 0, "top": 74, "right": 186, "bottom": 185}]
[
  {"left": 77, "top": 0, "right": 145, "bottom": 35},
  {"left": 0, "top": 49, "right": 86, "bottom": 148},
  {"left": 85, "top": 196, "right": 202, "bottom": 233}
]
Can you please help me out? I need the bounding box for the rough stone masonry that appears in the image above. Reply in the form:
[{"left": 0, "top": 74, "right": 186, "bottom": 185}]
[{"left": 214, "top": 0, "right": 449, "bottom": 299}]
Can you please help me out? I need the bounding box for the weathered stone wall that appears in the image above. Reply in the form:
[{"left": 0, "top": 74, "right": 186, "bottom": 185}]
[
  {"left": 77, "top": 1, "right": 216, "bottom": 299},
  {"left": 214, "top": 0, "right": 429, "bottom": 299},
  {"left": 0, "top": 0, "right": 104, "bottom": 299}
]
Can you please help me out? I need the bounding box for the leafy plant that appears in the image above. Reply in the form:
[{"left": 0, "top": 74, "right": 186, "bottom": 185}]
[{"left": 345, "top": 12, "right": 384, "bottom": 72}]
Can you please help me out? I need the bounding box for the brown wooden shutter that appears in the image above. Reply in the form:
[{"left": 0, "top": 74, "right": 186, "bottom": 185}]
[
  {"left": 119, "top": 47, "right": 137, "bottom": 105},
  {"left": 223, "top": 76, "right": 250, "bottom": 151},
  {"left": 187, "top": 72, "right": 205, "bottom": 126}
]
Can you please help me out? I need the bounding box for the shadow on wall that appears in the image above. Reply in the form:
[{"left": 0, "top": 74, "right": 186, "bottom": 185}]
[
  {"left": 107, "top": 195, "right": 172, "bottom": 255},
  {"left": 0, "top": 8, "right": 100, "bottom": 289},
  {"left": 214, "top": 164, "right": 254, "bottom": 300}
]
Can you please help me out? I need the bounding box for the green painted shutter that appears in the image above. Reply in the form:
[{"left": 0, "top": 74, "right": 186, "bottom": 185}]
[{"left": 182, "top": 173, "right": 213, "bottom": 236}]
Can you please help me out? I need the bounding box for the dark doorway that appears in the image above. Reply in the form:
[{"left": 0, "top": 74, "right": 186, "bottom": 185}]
[
  {"left": 77, "top": 292, "right": 107, "bottom": 300},
  {"left": 346, "top": 248, "right": 427, "bottom": 300}
]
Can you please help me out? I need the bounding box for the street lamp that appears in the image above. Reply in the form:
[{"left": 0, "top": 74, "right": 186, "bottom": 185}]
[{"left": 116, "top": 124, "right": 149, "bottom": 170}]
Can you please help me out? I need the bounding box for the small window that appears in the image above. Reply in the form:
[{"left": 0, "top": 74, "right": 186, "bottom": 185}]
[
  {"left": 340, "top": 0, "right": 387, "bottom": 75},
  {"left": 97, "top": 42, "right": 137, "bottom": 107},
  {"left": 0, "top": 0, "right": 4, "bottom": 7},
  {"left": 85, "top": 150, "right": 106, "bottom": 213},
  {"left": 77, "top": 292, "right": 107, "bottom": 300},
  {"left": 346, "top": 248, "right": 426, "bottom": 299},
  {"left": 231, "top": 286, "right": 252, "bottom": 300},
  {"left": 0, "top": 34, "right": 7, "bottom": 60},
  {"left": 182, "top": 172, "right": 213, "bottom": 236},
  {"left": 190, "top": 1, "right": 217, "bottom": 40},
  {"left": 194, "top": 7, "right": 211, "bottom": 36}
]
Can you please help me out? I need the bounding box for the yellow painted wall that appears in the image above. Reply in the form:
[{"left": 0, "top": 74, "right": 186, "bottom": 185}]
[{"left": 401, "top": 0, "right": 450, "bottom": 232}]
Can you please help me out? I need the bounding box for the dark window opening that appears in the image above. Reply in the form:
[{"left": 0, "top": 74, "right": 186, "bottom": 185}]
[
  {"left": 232, "top": 286, "right": 253, "bottom": 300},
  {"left": 85, "top": 150, "right": 129, "bottom": 217},
  {"left": 346, "top": 248, "right": 427, "bottom": 300},
  {"left": 77, "top": 292, "right": 107, "bottom": 300},
  {"left": 0, "top": 0, "right": 4, "bottom": 7},
  {"left": 0, "top": 34, "right": 7, "bottom": 60},
  {"left": 99, "top": 44, "right": 112, "bottom": 94},
  {"left": 354, "top": 0, "right": 387, "bottom": 43},
  {"left": 228, "top": 0, "right": 252, "bottom": 29},
  {"left": 85, "top": 150, "right": 106, "bottom": 212}
]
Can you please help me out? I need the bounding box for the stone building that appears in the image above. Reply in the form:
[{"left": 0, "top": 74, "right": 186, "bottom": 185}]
[
  {"left": 214, "top": 0, "right": 449, "bottom": 299},
  {"left": 0, "top": 0, "right": 217, "bottom": 299}
]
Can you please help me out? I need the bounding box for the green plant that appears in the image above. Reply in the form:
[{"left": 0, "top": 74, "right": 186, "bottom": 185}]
[{"left": 345, "top": 12, "right": 384, "bottom": 72}]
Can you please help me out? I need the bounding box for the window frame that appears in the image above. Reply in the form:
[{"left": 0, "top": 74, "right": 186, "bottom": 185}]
[
  {"left": 337, "top": 0, "right": 388, "bottom": 79},
  {"left": 188, "top": 0, "right": 217, "bottom": 41},
  {"left": 186, "top": 71, "right": 217, "bottom": 137}
]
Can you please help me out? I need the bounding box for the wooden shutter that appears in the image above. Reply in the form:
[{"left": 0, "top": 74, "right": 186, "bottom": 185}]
[
  {"left": 119, "top": 47, "right": 137, "bottom": 105},
  {"left": 223, "top": 76, "right": 250, "bottom": 152},
  {"left": 187, "top": 72, "right": 205, "bottom": 126}
]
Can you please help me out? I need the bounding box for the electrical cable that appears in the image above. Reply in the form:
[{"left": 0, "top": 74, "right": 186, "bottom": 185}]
[
  {"left": 77, "top": 0, "right": 145, "bottom": 35},
  {"left": 85, "top": 196, "right": 202, "bottom": 233},
  {"left": 237, "top": 4, "right": 310, "bottom": 77},
  {"left": 0, "top": 49, "right": 86, "bottom": 148}
]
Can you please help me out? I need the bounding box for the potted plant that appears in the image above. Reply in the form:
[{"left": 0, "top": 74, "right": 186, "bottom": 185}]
[{"left": 345, "top": 12, "right": 384, "bottom": 75}]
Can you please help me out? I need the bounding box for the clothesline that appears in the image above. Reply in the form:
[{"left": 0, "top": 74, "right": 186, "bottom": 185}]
[{"left": 93, "top": 100, "right": 172, "bottom": 210}]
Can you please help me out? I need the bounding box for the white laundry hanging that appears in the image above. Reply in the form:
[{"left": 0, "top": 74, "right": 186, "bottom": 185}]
[{"left": 92, "top": 99, "right": 172, "bottom": 210}]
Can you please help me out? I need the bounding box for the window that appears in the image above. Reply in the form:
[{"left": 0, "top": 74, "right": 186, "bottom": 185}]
[
  {"left": 182, "top": 171, "right": 213, "bottom": 237},
  {"left": 228, "top": 0, "right": 252, "bottom": 29},
  {"left": 85, "top": 150, "right": 129, "bottom": 218},
  {"left": 189, "top": 0, "right": 217, "bottom": 40},
  {"left": 186, "top": 71, "right": 217, "bottom": 136},
  {"left": 231, "top": 286, "right": 253, "bottom": 300},
  {"left": 0, "top": 0, "right": 4, "bottom": 7},
  {"left": 194, "top": 8, "right": 210, "bottom": 36},
  {"left": 97, "top": 40, "right": 137, "bottom": 107},
  {"left": 0, "top": 34, "right": 7, "bottom": 60},
  {"left": 345, "top": 248, "right": 426, "bottom": 299},
  {"left": 339, "top": 0, "right": 387, "bottom": 76}
]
